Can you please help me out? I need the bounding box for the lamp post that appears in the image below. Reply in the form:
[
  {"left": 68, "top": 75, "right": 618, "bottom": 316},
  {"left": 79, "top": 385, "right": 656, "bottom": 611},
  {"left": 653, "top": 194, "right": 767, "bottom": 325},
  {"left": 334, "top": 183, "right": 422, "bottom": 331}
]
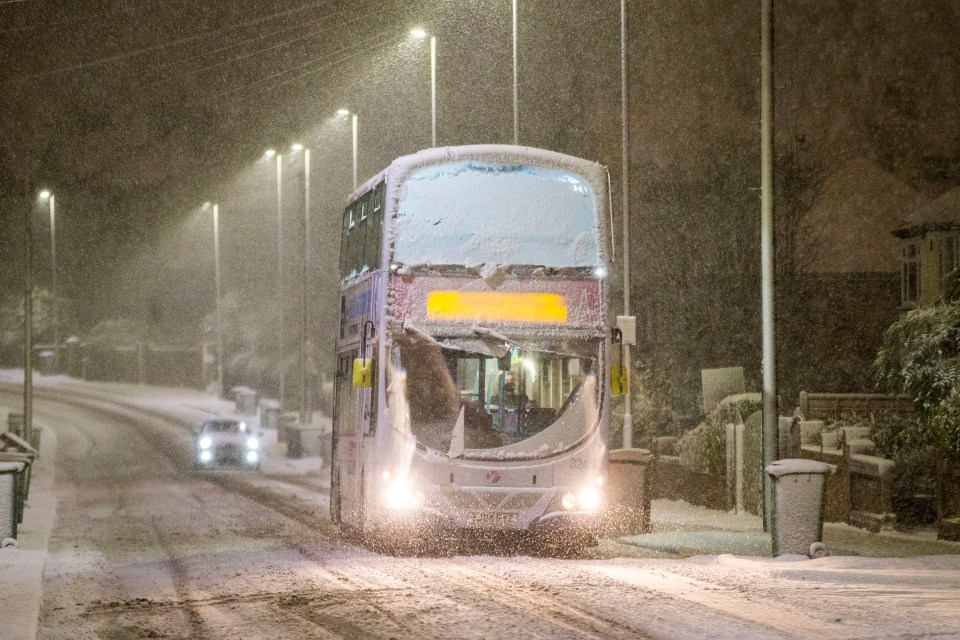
[
  {"left": 23, "top": 190, "right": 35, "bottom": 440},
  {"left": 207, "top": 202, "right": 224, "bottom": 399},
  {"left": 410, "top": 28, "right": 437, "bottom": 147},
  {"left": 263, "top": 148, "right": 287, "bottom": 408},
  {"left": 39, "top": 189, "right": 58, "bottom": 373},
  {"left": 619, "top": 0, "right": 632, "bottom": 448},
  {"left": 336, "top": 109, "right": 359, "bottom": 189},
  {"left": 512, "top": 0, "right": 519, "bottom": 145},
  {"left": 289, "top": 143, "right": 312, "bottom": 424}
]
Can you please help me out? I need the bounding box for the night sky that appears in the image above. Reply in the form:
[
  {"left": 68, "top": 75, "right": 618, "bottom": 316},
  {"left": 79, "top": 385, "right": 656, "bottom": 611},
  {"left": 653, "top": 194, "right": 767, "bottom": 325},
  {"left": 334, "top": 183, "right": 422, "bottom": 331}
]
[{"left": 1, "top": 1, "right": 958, "bottom": 380}]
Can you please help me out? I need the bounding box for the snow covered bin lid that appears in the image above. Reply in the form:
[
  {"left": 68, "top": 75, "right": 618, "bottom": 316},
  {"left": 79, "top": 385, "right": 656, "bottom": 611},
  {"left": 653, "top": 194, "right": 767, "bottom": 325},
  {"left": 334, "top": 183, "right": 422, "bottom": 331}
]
[
  {"left": 765, "top": 458, "right": 836, "bottom": 478},
  {"left": 0, "top": 432, "right": 37, "bottom": 457},
  {"left": 0, "top": 461, "right": 25, "bottom": 474}
]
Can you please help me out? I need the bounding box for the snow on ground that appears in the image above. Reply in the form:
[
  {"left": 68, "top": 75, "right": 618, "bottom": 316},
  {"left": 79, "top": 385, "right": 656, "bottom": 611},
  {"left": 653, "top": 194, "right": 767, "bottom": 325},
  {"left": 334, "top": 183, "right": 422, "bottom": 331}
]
[{"left": 2, "top": 372, "right": 960, "bottom": 638}]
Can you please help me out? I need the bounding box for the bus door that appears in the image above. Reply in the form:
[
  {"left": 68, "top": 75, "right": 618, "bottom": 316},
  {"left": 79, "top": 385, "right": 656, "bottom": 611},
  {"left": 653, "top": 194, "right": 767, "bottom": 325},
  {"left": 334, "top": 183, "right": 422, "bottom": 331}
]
[{"left": 332, "top": 353, "right": 362, "bottom": 524}]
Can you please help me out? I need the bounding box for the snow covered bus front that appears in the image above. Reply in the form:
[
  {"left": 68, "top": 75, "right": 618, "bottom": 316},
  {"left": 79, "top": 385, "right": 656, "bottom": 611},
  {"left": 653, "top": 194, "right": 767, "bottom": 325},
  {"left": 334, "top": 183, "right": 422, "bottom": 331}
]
[{"left": 332, "top": 145, "right": 612, "bottom": 549}]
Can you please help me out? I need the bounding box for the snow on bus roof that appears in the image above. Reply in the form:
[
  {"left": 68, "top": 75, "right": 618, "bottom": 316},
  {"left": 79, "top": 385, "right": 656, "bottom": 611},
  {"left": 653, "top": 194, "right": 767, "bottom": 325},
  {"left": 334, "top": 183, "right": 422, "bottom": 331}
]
[{"left": 346, "top": 144, "right": 607, "bottom": 204}]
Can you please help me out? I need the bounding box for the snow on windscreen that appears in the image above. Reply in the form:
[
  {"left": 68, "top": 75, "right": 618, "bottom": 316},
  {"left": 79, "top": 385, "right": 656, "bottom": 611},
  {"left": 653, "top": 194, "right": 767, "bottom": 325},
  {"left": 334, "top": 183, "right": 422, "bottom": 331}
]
[{"left": 393, "top": 162, "right": 599, "bottom": 267}]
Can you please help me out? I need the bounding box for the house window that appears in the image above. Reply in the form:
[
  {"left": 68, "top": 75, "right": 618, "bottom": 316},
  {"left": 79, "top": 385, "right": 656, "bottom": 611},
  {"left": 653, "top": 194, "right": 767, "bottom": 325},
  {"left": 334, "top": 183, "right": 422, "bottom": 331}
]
[{"left": 902, "top": 241, "right": 920, "bottom": 306}]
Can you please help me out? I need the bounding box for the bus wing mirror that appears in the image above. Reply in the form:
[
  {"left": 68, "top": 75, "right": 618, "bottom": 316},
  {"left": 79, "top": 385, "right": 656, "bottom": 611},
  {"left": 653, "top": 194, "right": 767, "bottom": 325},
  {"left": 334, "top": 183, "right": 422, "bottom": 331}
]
[{"left": 353, "top": 358, "right": 373, "bottom": 388}]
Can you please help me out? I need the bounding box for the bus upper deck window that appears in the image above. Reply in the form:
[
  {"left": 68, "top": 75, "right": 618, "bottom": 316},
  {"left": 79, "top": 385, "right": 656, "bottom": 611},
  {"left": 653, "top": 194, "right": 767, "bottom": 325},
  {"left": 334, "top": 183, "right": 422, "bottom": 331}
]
[
  {"left": 360, "top": 198, "right": 368, "bottom": 221},
  {"left": 348, "top": 206, "right": 357, "bottom": 229},
  {"left": 373, "top": 184, "right": 384, "bottom": 214}
]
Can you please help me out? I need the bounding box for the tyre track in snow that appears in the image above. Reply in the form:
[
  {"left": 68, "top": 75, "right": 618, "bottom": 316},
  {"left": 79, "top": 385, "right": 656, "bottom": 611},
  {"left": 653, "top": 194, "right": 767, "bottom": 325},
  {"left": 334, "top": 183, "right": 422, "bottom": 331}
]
[
  {"left": 19, "top": 388, "right": 453, "bottom": 639},
  {"left": 23, "top": 395, "right": 209, "bottom": 639},
  {"left": 411, "top": 559, "right": 664, "bottom": 640}
]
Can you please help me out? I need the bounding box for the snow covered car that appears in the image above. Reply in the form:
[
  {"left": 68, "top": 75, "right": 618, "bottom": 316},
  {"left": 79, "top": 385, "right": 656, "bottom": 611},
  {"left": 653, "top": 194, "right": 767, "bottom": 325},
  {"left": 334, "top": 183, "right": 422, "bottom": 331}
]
[{"left": 193, "top": 418, "right": 261, "bottom": 469}]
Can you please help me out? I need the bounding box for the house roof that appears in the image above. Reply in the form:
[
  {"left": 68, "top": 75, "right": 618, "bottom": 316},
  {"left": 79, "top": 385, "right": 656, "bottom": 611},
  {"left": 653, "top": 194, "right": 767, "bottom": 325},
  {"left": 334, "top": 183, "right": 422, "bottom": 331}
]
[
  {"left": 801, "top": 158, "right": 928, "bottom": 273},
  {"left": 892, "top": 185, "right": 960, "bottom": 238}
]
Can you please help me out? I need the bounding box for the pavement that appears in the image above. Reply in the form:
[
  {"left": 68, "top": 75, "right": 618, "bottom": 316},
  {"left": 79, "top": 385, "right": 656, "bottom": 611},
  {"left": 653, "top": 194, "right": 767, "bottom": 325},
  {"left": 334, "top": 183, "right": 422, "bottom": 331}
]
[{"left": 2, "top": 382, "right": 960, "bottom": 639}]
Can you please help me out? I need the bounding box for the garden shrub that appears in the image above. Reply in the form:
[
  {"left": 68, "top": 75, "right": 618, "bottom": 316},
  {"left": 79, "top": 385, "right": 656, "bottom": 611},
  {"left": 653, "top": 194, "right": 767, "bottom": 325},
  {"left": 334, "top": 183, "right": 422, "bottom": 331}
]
[{"left": 678, "top": 398, "right": 761, "bottom": 476}]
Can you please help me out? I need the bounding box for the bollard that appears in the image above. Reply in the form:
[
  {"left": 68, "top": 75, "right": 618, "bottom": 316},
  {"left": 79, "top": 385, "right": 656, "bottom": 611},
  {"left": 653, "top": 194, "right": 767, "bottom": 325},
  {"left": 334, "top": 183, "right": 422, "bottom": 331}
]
[{"left": 765, "top": 459, "right": 836, "bottom": 557}]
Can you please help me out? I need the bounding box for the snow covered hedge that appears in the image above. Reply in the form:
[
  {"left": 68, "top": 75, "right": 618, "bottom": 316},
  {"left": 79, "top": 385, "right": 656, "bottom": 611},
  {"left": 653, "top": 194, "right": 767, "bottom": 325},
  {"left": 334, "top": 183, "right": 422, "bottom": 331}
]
[{"left": 677, "top": 398, "right": 761, "bottom": 475}]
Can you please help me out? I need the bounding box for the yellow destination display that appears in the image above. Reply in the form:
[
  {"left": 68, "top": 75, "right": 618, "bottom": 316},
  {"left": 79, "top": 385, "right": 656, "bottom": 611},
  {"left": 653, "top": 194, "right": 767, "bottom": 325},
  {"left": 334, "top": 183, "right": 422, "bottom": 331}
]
[{"left": 426, "top": 290, "right": 568, "bottom": 324}]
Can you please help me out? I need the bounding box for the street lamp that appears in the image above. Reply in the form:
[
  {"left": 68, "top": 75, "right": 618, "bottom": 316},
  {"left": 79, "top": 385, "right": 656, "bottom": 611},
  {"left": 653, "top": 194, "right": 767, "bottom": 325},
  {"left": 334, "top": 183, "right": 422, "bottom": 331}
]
[
  {"left": 39, "top": 189, "right": 58, "bottom": 373},
  {"left": 205, "top": 202, "right": 224, "bottom": 399},
  {"left": 337, "top": 109, "right": 359, "bottom": 189},
  {"left": 512, "top": 0, "right": 519, "bottom": 145},
  {"left": 410, "top": 28, "right": 437, "bottom": 147},
  {"left": 264, "top": 147, "right": 287, "bottom": 408},
  {"left": 288, "top": 143, "right": 312, "bottom": 424},
  {"left": 618, "top": 0, "right": 632, "bottom": 448}
]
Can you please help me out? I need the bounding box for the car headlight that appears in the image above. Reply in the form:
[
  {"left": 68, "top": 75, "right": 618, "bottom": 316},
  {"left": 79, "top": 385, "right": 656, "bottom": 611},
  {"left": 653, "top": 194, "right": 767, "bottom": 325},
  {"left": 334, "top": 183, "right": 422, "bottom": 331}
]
[
  {"left": 199, "top": 450, "right": 213, "bottom": 463},
  {"left": 199, "top": 436, "right": 213, "bottom": 450},
  {"left": 246, "top": 436, "right": 259, "bottom": 450},
  {"left": 245, "top": 450, "right": 259, "bottom": 464}
]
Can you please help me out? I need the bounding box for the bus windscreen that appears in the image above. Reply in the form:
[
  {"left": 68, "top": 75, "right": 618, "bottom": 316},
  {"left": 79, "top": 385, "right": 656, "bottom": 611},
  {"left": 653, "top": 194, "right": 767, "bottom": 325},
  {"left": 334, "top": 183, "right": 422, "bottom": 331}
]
[
  {"left": 389, "top": 329, "right": 601, "bottom": 460},
  {"left": 393, "top": 162, "right": 600, "bottom": 268}
]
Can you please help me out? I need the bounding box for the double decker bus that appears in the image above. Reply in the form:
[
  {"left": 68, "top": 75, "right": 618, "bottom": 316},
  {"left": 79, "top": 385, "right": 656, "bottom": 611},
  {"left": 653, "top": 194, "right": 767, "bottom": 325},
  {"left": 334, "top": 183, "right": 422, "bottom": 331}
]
[{"left": 331, "top": 145, "right": 614, "bottom": 550}]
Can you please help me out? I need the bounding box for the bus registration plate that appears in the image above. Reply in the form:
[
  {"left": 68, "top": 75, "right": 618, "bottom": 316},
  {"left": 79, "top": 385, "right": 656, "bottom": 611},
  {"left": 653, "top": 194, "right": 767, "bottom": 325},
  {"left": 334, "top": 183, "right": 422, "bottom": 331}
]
[{"left": 466, "top": 511, "right": 518, "bottom": 528}]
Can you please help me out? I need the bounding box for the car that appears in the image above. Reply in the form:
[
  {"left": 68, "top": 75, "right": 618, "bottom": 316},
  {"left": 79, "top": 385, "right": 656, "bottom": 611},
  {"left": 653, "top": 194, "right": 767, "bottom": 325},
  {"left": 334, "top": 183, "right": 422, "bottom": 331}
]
[{"left": 193, "top": 418, "right": 261, "bottom": 469}]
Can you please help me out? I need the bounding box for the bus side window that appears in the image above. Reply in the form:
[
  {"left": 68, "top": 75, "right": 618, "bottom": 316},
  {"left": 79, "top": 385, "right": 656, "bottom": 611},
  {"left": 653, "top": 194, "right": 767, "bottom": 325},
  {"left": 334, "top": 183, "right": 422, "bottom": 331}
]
[
  {"left": 363, "top": 189, "right": 381, "bottom": 272},
  {"left": 348, "top": 203, "right": 365, "bottom": 278},
  {"left": 339, "top": 206, "right": 351, "bottom": 278}
]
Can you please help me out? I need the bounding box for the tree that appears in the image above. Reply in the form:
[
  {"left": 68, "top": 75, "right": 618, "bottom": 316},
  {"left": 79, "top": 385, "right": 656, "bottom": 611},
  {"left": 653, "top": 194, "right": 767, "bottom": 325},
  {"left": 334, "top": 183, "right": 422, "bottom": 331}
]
[{"left": 875, "top": 301, "right": 960, "bottom": 459}]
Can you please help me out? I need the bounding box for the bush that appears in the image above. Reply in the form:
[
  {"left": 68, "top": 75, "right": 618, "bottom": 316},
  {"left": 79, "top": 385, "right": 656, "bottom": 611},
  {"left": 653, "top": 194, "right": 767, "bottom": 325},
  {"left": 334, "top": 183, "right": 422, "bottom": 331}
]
[
  {"left": 869, "top": 411, "right": 937, "bottom": 521},
  {"left": 678, "top": 398, "right": 761, "bottom": 475},
  {"left": 627, "top": 357, "right": 703, "bottom": 441}
]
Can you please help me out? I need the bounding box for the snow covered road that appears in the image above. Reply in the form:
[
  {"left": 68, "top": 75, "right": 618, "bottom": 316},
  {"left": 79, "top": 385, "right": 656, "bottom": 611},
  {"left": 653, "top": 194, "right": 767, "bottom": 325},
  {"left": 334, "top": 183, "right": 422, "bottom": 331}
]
[{"left": 4, "top": 386, "right": 960, "bottom": 639}]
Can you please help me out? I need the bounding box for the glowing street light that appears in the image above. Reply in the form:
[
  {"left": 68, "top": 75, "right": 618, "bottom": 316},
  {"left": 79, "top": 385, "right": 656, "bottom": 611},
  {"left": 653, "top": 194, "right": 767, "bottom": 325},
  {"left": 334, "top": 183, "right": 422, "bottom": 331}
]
[
  {"left": 288, "top": 142, "right": 313, "bottom": 424},
  {"left": 203, "top": 201, "right": 224, "bottom": 398},
  {"left": 39, "top": 189, "right": 59, "bottom": 373},
  {"left": 337, "top": 109, "right": 359, "bottom": 189},
  {"left": 410, "top": 27, "right": 437, "bottom": 147}
]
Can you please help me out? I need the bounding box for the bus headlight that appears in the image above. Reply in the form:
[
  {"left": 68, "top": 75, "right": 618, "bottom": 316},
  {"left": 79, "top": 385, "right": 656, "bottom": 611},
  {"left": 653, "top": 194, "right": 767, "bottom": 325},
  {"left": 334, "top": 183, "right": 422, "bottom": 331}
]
[
  {"left": 199, "top": 449, "right": 213, "bottom": 463},
  {"left": 561, "top": 492, "right": 578, "bottom": 510},
  {"left": 199, "top": 436, "right": 213, "bottom": 450},
  {"left": 246, "top": 450, "right": 259, "bottom": 464},
  {"left": 246, "top": 436, "right": 259, "bottom": 450},
  {"left": 578, "top": 487, "right": 601, "bottom": 511},
  {"left": 384, "top": 480, "right": 424, "bottom": 509}
]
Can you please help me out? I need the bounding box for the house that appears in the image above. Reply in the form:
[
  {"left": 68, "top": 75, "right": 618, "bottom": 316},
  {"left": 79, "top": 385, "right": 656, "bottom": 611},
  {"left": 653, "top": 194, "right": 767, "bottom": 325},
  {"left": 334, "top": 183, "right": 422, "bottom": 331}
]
[
  {"left": 782, "top": 158, "right": 928, "bottom": 396},
  {"left": 892, "top": 185, "right": 960, "bottom": 309}
]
